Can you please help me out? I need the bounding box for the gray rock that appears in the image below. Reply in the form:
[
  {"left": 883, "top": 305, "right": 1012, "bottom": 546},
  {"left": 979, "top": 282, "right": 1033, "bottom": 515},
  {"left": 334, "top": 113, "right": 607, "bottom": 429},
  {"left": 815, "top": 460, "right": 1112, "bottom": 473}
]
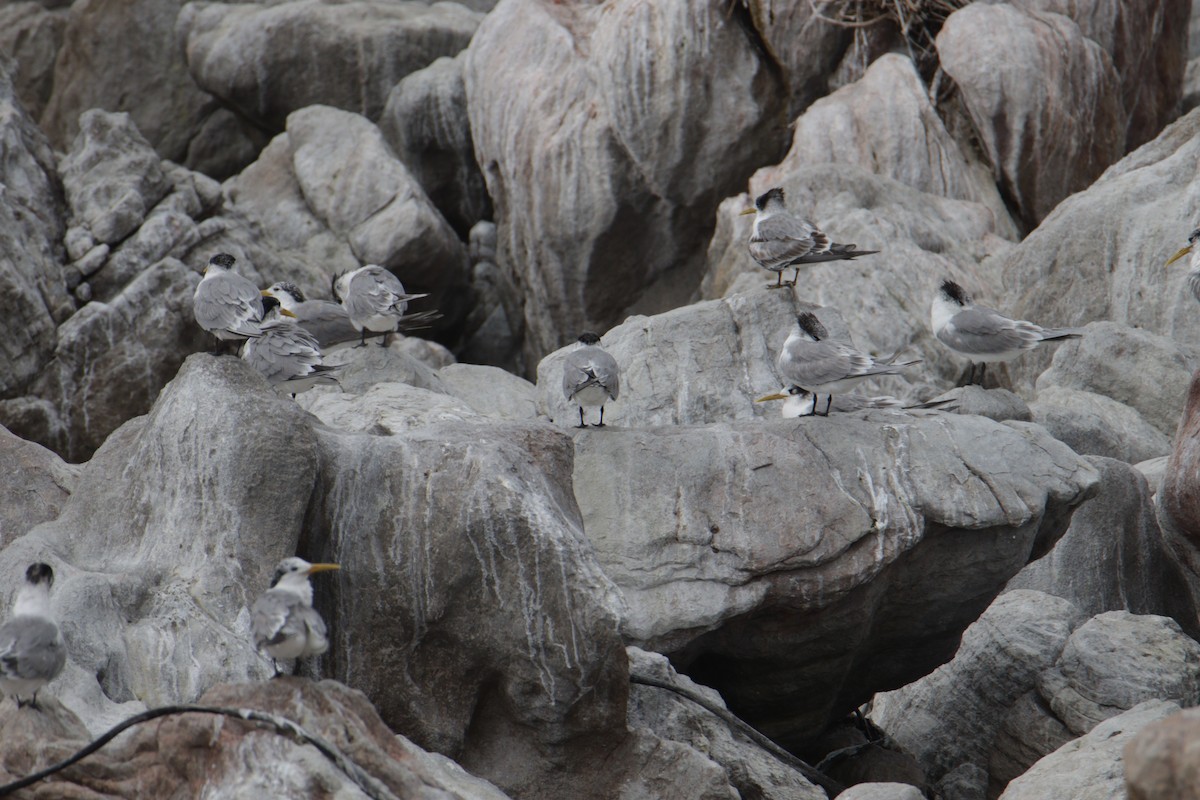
[
  {"left": 1038, "top": 612, "right": 1200, "bottom": 736},
  {"left": 180, "top": 0, "right": 481, "bottom": 129},
  {"left": 0, "top": 57, "right": 70, "bottom": 398},
  {"left": 571, "top": 412, "right": 1098, "bottom": 745},
  {"left": 301, "top": 382, "right": 483, "bottom": 435},
  {"left": 1008, "top": 457, "right": 1196, "bottom": 625},
  {"left": 1123, "top": 705, "right": 1200, "bottom": 800},
  {"left": 997, "top": 700, "right": 1181, "bottom": 800},
  {"left": 1030, "top": 386, "right": 1172, "bottom": 463},
  {"left": 0, "top": 258, "right": 210, "bottom": 461},
  {"left": 932, "top": 386, "right": 1033, "bottom": 423},
  {"left": 464, "top": 0, "right": 788, "bottom": 365},
  {"left": 0, "top": 3, "right": 67, "bottom": 120},
  {"left": 0, "top": 424, "right": 78, "bottom": 549},
  {"left": 936, "top": 3, "right": 1125, "bottom": 227},
  {"left": 627, "top": 648, "right": 825, "bottom": 800},
  {"left": 740, "top": 0, "right": 849, "bottom": 118},
  {"left": 438, "top": 364, "right": 540, "bottom": 421},
  {"left": 0, "top": 356, "right": 318, "bottom": 731},
  {"left": 380, "top": 53, "right": 490, "bottom": 238},
  {"left": 59, "top": 110, "right": 171, "bottom": 246},
  {"left": 989, "top": 692, "right": 1075, "bottom": 796},
  {"left": 772, "top": 53, "right": 1017, "bottom": 240},
  {"left": 40, "top": 0, "right": 213, "bottom": 163},
  {"left": 837, "top": 784, "right": 925, "bottom": 800},
  {"left": 1135, "top": 456, "right": 1169, "bottom": 496},
  {"left": 179, "top": 105, "right": 271, "bottom": 182},
  {"left": 1033, "top": 322, "right": 1194, "bottom": 438},
  {"left": 1012, "top": 0, "right": 1190, "bottom": 151},
  {"left": 873, "top": 591, "right": 1086, "bottom": 797}
]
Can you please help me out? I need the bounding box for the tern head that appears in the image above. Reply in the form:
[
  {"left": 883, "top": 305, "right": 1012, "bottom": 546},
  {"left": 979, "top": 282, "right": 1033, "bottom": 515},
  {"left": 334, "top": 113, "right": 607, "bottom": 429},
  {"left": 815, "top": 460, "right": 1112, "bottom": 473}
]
[
  {"left": 265, "top": 281, "right": 305, "bottom": 307},
  {"left": 260, "top": 295, "right": 297, "bottom": 319},
  {"left": 23, "top": 562, "right": 54, "bottom": 589},
  {"left": 755, "top": 385, "right": 808, "bottom": 403},
  {"left": 796, "top": 311, "right": 827, "bottom": 342},
  {"left": 577, "top": 331, "right": 602, "bottom": 346},
  {"left": 206, "top": 253, "right": 236, "bottom": 274},
  {"left": 269, "top": 557, "right": 340, "bottom": 589},
  {"left": 1166, "top": 228, "right": 1200, "bottom": 267},
  {"left": 331, "top": 271, "right": 350, "bottom": 304},
  {"left": 938, "top": 279, "right": 972, "bottom": 308},
  {"left": 740, "top": 187, "right": 786, "bottom": 216}
]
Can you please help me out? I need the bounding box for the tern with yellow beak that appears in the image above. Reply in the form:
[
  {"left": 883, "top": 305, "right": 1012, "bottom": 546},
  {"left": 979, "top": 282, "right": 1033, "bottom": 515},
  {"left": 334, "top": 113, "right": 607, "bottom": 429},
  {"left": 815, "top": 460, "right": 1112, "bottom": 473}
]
[
  {"left": 242, "top": 295, "right": 342, "bottom": 395},
  {"left": 251, "top": 557, "right": 340, "bottom": 676},
  {"left": 756, "top": 385, "right": 955, "bottom": 418},
  {"left": 1165, "top": 228, "right": 1200, "bottom": 303},
  {"left": 739, "top": 187, "right": 879, "bottom": 289},
  {"left": 193, "top": 253, "right": 265, "bottom": 341}
]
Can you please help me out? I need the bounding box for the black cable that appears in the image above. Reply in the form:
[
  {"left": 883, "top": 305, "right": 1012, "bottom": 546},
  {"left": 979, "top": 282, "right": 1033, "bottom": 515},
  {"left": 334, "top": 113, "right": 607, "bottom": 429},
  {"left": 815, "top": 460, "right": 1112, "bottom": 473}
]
[
  {"left": 0, "top": 704, "right": 399, "bottom": 800},
  {"left": 629, "top": 673, "right": 845, "bottom": 797}
]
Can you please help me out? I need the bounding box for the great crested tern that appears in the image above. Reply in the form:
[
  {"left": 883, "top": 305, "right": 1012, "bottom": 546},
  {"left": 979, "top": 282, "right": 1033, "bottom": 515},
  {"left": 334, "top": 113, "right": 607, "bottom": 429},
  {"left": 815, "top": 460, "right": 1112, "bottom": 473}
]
[
  {"left": 332, "top": 266, "right": 429, "bottom": 348},
  {"left": 242, "top": 296, "right": 341, "bottom": 395},
  {"left": 562, "top": 332, "right": 620, "bottom": 428},
  {"left": 0, "top": 563, "right": 66, "bottom": 708},
  {"left": 262, "top": 282, "right": 359, "bottom": 350},
  {"left": 193, "top": 253, "right": 264, "bottom": 341},
  {"left": 755, "top": 385, "right": 955, "bottom": 418},
  {"left": 776, "top": 312, "right": 920, "bottom": 416},
  {"left": 251, "top": 557, "right": 340, "bottom": 676},
  {"left": 1165, "top": 228, "right": 1200, "bottom": 302},
  {"left": 931, "top": 279, "right": 1082, "bottom": 384},
  {"left": 740, "top": 187, "right": 879, "bottom": 289}
]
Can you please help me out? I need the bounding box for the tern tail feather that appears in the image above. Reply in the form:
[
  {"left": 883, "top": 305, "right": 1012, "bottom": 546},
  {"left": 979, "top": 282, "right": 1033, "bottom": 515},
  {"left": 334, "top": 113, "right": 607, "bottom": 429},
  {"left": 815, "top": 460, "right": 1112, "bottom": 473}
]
[{"left": 1040, "top": 327, "right": 1085, "bottom": 341}]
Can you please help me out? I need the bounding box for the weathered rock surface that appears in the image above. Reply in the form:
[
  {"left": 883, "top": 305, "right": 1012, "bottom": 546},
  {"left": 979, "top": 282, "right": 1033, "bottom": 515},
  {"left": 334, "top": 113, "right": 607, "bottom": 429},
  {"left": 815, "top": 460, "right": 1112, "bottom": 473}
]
[
  {"left": 1030, "top": 386, "right": 1172, "bottom": 464},
  {"left": 0, "top": 4, "right": 68, "bottom": 120},
  {"left": 179, "top": 0, "right": 481, "bottom": 130},
  {"left": 380, "top": 53, "right": 490, "bottom": 238},
  {"left": 837, "top": 784, "right": 925, "bottom": 800},
  {"left": 759, "top": 53, "right": 1016, "bottom": 240},
  {"left": 998, "top": 700, "right": 1181, "bottom": 800},
  {"left": 1124, "top": 706, "right": 1200, "bottom": 800},
  {"left": 567, "top": 410, "right": 1097, "bottom": 746},
  {"left": 0, "top": 424, "right": 77, "bottom": 549},
  {"left": 1008, "top": 457, "right": 1196, "bottom": 627},
  {"left": 40, "top": 0, "right": 215, "bottom": 164},
  {"left": 0, "top": 679, "right": 515, "bottom": 799},
  {"left": 936, "top": 3, "right": 1125, "bottom": 227},
  {"left": 741, "top": 0, "right": 849, "bottom": 118},
  {"left": 1159, "top": 367, "right": 1200, "bottom": 616},
  {"left": 464, "top": 0, "right": 788, "bottom": 366},
  {"left": 873, "top": 591, "right": 1085, "bottom": 798}
]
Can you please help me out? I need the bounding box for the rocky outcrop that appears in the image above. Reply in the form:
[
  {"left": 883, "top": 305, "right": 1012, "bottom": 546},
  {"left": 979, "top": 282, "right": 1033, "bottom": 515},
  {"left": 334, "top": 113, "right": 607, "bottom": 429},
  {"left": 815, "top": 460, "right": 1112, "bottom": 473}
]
[
  {"left": 998, "top": 700, "right": 1181, "bottom": 800},
  {"left": 1124, "top": 706, "right": 1200, "bottom": 799},
  {"left": 0, "top": 4, "right": 67, "bottom": 120},
  {"left": 464, "top": 0, "right": 788, "bottom": 366},
  {"left": 0, "top": 424, "right": 77, "bottom": 549},
  {"left": 936, "top": 3, "right": 1125, "bottom": 228},
  {"left": 741, "top": 0, "right": 849, "bottom": 118},
  {"left": 1030, "top": 387, "right": 1172, "bottom": 464}
]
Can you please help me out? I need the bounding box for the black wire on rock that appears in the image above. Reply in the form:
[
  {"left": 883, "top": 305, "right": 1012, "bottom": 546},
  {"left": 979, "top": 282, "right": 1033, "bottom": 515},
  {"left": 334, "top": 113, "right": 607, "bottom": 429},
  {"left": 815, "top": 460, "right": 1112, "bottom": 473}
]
[{"left": 0, "top": 704, "right": 399, "bottom": 800}]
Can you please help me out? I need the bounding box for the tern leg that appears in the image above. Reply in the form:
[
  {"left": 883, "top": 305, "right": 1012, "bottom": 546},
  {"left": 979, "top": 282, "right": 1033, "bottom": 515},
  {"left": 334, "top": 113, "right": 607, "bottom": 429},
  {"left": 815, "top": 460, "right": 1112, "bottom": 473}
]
[
  {"left": 576, "top": 407, "right": 587, "bottom": 429},
  {"left": 768, "top": 271, "right": 786, "bottom": 289},
  {"left": 979, "top": 363, "right": 987, "bottom": 385},
  {"left": 593, "top": 406, "right": 606, "bottom": 428},
  {"left": 824, "top": 395, "right": 833, "bottom": 416},
  {"left": 378, "top": 333, "right": 388, "bottom": 348},
  {"left": 788, "top": 267, "right": 800, "bottom": 287},
  {"left": 354, "top": 330, "right": 367, "bottom": 348}
]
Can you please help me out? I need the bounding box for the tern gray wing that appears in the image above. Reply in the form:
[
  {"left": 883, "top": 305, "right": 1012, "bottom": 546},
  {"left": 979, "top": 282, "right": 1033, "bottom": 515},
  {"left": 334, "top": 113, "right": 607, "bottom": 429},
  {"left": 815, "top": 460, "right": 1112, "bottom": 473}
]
[
  {"left": 194, "top": 273, "right": 264, "bottom": 337},
  {"left": 778, "top": 339, "right": 860, "bottom": 387},
  {"left": 939, "top": 307, "right": 1042, "bottom": 355},
  {"left": 789, "top": 243, "right": 879, "bottom": 264},
  {"left": 251, "top": 589, "right": 304, "bottom": 649},
  {"left": 749, "top": 216, "right": 818, "bottom": 270},
  {"left": 563, "top": 347, "right": 620, "bottom": 401},
  {"left": 243, "top": 320, "right": 324, "bottom": 383},
  {"left": 0, "top": 617, "right": 65, "bottom": 683},
  {"left": 294, "top": 300, "right": 360, "bottom": 349},
  {"left": 344, "top": 266, "right": 427, "bottom": 321}
]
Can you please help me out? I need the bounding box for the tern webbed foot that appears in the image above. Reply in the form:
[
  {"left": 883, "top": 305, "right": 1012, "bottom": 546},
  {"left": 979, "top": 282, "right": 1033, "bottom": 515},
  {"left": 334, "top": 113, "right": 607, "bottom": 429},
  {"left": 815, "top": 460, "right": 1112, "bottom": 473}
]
[
  {"left": 766, "top": 282, "right": 788, "bottom": 290},
  {"left": 592, "top": 422, "right": 606, "bottom": 427}
]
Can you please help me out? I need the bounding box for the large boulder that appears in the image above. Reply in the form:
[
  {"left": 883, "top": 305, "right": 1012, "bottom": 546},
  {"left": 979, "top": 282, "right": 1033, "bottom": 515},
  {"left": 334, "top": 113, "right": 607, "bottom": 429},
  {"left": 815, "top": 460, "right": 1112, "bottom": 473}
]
[
  {"left": 998, "top": 700, "right": 1181, "bottom": 800},
  {"left": 936, "top": 3, "right": 1125, "bottom": 228},
  {"left": 1030, "top": 387, "right": 1172, "bottom": 464},
  {"left": 0, "top": 424, "right": 77, "bottom": 549},
  {"left": 740, "top": 0, "right": 850, "bottom": 118},
  {"left": 0, "top": 4, "right": 68, "bottom": 120},
  {"left": 1124, "top": 706, "right": 1200, "bottom": 800},
  {"left": 1160, "top": 367, "right": 1200, "bottom": 609},
  {"left": 567, "top": 409, "right": 1098, "bottom": 746},
  {"left": 464, "top": 0, "right": 788, "bottom": 366},
  {"left": 179, "top": 0, "right": 481, "bottom": 130}
]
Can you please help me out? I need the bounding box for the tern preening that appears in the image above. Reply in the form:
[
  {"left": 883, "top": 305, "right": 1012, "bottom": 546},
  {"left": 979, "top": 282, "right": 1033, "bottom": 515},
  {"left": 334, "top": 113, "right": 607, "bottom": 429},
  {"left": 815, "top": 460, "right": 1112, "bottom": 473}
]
[
  {"left": 251, "top": 557, "right": 340, "bottom": 676},
  {"left": 931, "top": 279, "right": 1082, "bottom": 384},
  {"left": 262, "top": 281, "right": 360, "bottom": 350},
  {"left": 1165, "top": 228, "right": 1200, "bottom": 303},
  {"left": 242, "top": 295, "right": 341, "bottom": 395},
  {"left": 193, "top": 253, "right": 264, "bottom": 342},
  {"left": 740, "top": 187, "right": 879, "bottom": 289},
  {"left": 332, "top": 266, "right": 428, "bottom": 348},
  {"left": 775, "top": 312, "right": 920, "bottom": 416},
  {"left": 0, "top": 563, "right": 66, "bottom": 709},
  {"left": 562, "top": 332, "right": 620, "bottom": 428},
  {"left": 755, "top": 385, "right": 954, "bottom": 418}
]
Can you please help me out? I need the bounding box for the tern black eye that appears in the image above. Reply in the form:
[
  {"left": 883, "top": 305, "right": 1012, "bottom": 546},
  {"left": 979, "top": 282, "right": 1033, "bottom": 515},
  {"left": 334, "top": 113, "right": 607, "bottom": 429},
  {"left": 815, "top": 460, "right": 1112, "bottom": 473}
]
[{"left": 1189, "top": 229, "right": 1200, "bottom": 245}]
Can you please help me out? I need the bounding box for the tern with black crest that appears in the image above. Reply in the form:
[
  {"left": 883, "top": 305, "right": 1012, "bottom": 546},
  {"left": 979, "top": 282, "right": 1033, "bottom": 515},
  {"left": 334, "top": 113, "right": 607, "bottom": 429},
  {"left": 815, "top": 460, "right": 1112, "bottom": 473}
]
[
  {"left": 931, "top": 279, "right": 1082, "bottom": 384},
  {"left": 193, "top": 253, "right": 264, "bottom": 342},
  {"left": 332, "top": 265, "right": 428, "bottom": 348},
  {"left": 0, "top": 563, "right": 66, "bottom": 708},
  {"left": 251, "top": 557, "right": 340, "bottom": 676},
  {"left": 562, "top": 332, "right": 620, "bottom": 428},
  {"left": 740, "top": 187, "right": 879, "bottom": 289},
  {"left": 242, "top": 295, "right": 341, "bottom": 395},
  {"left": 775, "top": 312, "right": 920, "bottom": 416}
]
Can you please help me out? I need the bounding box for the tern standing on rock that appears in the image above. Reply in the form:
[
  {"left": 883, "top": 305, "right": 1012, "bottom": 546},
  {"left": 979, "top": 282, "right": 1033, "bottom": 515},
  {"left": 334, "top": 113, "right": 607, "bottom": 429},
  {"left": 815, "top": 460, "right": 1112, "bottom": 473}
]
[
  {"left": 1165, "top": 228, "right": 1200, "bottom": 303},
  {"left": 193, "top": 253, "right": 264, "bottom": 343},
  {"left": 931, "top": 279, "right": 1082, "bottom": 385},
  {"left": 775, "top": 312, "right": 920, "bottom": 416},
  {"left": 332, "top": 265, "right": 428, "bottom": 348},
  {"left": 251, "top": 557, "right": 340, "bottom": 677},
  {"left": 242, "top": 295, "right": 342, "bottom": 395},
  {"left": 0, "top": 563, "right": 66, "bottom": 709},
  {"left": 755, "top": 386, "right": 954, "bottom": 418},
  {"left": 740, "top": 187, "right": 879, "bottom": 289},
  {"left": 562, "top": 332, "right": 620, "bottom": 428}
]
